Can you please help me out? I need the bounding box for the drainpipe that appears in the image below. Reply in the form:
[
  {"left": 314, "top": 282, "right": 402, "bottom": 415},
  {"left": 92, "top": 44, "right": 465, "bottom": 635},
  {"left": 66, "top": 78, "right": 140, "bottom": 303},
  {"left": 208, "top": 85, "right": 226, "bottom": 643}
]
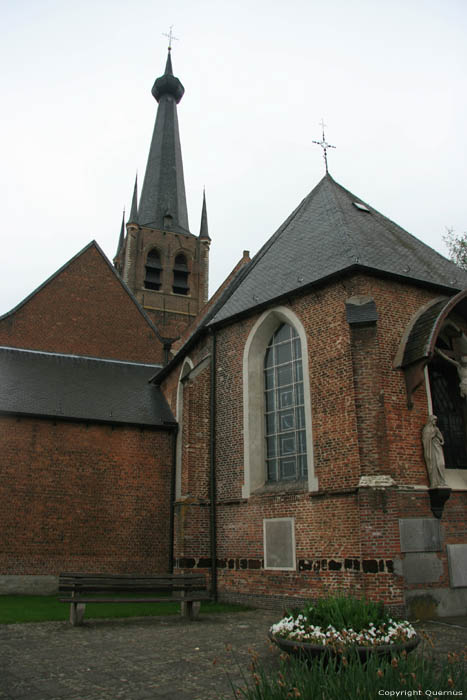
[
  {"left": 209, "top": 329, "right": 218, "bottom": 600},
  {"left": 168, "top": 425, "right": 178, "bottom": 573}
]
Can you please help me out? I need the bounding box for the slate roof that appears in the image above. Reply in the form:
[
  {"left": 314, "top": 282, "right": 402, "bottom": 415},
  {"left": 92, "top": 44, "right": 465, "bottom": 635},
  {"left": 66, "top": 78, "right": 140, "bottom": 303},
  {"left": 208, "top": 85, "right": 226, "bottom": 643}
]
[
  {"left": 137, "top": 52, "right": 192, "bottom": 235},
  {"left": 209, "top": 174, "right": 467, "bottom": 325},
  {"left": 0, "top": 347, "right": 175, "bottom": 428}
]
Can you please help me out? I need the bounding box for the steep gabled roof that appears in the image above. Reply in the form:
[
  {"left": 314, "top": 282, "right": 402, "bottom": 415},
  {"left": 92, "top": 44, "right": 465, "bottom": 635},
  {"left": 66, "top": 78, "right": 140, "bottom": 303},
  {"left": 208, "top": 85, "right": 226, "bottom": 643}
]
[
  {"left": 209, "top": 174, "right": 467, "bottom": 325},
  {"left": 0, "top": 240, "right": 165, "bottom": 344},
  {"left": 0, "top": 347, "right": 175, "bottom": 427}
]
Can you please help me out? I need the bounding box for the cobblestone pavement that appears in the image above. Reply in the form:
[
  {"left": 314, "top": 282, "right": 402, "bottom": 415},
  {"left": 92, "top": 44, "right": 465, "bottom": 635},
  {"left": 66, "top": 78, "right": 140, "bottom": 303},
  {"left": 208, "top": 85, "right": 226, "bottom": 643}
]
[{"left": 0, "top": 610, "right": 466, "bottom": 700}]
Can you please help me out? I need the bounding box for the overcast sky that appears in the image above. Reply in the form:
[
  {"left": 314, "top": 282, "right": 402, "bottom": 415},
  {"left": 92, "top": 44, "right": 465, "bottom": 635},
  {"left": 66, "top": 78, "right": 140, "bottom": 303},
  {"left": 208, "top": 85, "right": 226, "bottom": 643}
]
[{"left": 1, "top": 0, "right": 466, "bottom": 316}]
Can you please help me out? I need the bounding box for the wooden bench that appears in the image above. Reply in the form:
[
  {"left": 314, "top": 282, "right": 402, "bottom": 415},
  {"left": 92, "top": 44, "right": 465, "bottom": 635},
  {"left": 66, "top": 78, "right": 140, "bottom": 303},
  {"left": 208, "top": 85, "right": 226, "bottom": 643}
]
[{"left": 58, "top": 573, "right": 210, "bottom": 626}]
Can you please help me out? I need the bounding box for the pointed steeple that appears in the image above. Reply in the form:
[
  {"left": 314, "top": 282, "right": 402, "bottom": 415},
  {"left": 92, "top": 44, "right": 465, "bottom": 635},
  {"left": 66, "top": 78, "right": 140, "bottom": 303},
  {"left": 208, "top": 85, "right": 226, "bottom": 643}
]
[
  {"left": 115, "top": 209, "right": 125, "bottom": 258},
  {"left": 137, "top": 50, "right": 190, "bottom": 234},
  {"left": 128, "top": 174, "right": 138, "bottom": 224},
  {"left": 199, "top": 188, "right": 210, "bottom": 240}
]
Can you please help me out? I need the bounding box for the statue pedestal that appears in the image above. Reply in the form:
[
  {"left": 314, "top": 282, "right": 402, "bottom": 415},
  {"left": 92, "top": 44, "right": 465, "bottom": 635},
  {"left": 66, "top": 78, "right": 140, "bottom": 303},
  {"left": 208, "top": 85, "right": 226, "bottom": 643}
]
[{"left": 428, "top": 487, "right": 452, "bottom": 518}]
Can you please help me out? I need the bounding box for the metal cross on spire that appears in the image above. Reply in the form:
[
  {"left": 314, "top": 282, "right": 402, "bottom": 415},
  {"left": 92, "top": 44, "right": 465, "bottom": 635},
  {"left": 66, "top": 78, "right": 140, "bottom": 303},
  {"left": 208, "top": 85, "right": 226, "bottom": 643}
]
[
  {"left": 312, "top": 119, "right": 336, "bottom": 173},
  {"left": 162, "top": 25, "right": 179, "bottom": 51}
]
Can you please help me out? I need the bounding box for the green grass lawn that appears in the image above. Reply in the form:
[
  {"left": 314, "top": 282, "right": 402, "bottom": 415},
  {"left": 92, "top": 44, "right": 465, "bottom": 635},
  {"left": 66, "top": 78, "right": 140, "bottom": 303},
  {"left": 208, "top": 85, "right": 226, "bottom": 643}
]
[{"left": 0, "top": 595, "right": 250, "bottom": 624}]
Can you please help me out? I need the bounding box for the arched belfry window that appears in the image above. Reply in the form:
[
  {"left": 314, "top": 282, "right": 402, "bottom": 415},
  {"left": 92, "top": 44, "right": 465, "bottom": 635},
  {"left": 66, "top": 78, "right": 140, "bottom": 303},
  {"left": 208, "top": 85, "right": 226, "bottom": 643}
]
[
  {"left": 264, "top": 324, "right": 307, "bottom": 482},
  {"left": 173, "top": 254, "right": 189, "bottom": 295},
  {"left": 144, "top": 249, "right": 162, "bottom": 290},
  {"left": 429, "top": 324, "right": 467, "bottom": 470}
]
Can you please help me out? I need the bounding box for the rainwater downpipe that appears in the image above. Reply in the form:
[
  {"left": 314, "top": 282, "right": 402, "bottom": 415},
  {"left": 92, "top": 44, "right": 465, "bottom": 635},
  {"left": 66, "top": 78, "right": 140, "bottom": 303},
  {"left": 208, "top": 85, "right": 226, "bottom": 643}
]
[
  {"left": 168, "top": 424, "right": 178, "bottom": 573},
  {"left": 209, "top": 329, "right": 218, "bottom": 600}
]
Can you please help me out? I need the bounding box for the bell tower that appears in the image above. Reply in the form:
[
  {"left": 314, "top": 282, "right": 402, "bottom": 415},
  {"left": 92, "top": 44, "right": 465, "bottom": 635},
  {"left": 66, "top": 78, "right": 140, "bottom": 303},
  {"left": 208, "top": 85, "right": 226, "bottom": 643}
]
[{"left": 114, "top": 49, "right": 211, "bottom": 341}]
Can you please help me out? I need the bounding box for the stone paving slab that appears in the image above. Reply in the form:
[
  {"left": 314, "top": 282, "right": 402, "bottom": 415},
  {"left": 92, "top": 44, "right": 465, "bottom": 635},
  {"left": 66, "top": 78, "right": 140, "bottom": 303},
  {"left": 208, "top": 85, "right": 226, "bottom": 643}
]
[
  {"left": 0, "top": 610, "right": 279, "bottom": 700},
  {"left": 0, "top": 610, "right": 466, "bottom": 700}
]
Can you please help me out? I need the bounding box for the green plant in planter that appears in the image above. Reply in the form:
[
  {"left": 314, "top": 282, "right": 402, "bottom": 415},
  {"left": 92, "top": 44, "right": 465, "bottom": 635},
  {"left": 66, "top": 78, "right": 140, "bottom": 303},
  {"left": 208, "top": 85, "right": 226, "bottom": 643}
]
[
  {"left": 289, "top": 594, "right": 389, "bottom": 633},
  {"left": 271, "top": 594, "right": 417, "bottom": 648}
]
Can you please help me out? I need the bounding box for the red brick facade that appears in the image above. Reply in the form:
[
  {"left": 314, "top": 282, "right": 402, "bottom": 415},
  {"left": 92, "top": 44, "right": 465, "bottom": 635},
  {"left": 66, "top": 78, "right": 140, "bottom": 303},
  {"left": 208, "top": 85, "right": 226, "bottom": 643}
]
[
  {"left": 162, "top": 271, "right": 467, "bottom": 615},
  {"left": 0, "top": 242, "right": 164, "bottom": 364},
  {"left": 0, "top": 415, "right": 173, "bottom": 575},
  {"left": 0, "top": 241, "right": 174, "bottom": 585},
  {"left": 120, "top": 223, "right": 210, "bottom": 341}
]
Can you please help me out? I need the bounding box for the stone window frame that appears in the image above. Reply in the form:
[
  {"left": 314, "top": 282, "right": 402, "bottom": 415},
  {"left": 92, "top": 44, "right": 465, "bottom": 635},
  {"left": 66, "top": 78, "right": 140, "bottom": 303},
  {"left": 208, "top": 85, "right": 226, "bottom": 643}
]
[
  {"left": 242, "top": 306, "right": 318, "bottom": 498},
  {"left": 175, "top": 357, "right": 193, "bottom": 499}
]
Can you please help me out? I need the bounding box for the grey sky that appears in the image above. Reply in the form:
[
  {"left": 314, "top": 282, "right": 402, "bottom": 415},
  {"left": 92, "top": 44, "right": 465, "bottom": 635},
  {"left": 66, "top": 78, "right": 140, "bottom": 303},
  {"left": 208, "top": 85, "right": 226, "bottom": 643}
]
[{"left": 1, "top": 0, "right": 466, "bottom": 315}]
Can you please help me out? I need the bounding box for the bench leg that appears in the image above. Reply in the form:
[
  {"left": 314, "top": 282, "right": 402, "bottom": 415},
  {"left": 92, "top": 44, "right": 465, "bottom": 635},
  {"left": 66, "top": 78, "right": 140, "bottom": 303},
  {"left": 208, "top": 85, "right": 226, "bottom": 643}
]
[
  {"left": 70, "top": 602, "right": 86, "bottom": 626},
  {"left": 181, "top": 600, "right": 201, "bottom": 620}
]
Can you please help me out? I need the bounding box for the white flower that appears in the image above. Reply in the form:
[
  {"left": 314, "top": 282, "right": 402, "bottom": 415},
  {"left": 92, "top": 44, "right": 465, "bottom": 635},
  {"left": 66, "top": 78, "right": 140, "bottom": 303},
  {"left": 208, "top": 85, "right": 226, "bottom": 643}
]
[{"left": 270, "top": 615, "right": 416, "bottom": 648}]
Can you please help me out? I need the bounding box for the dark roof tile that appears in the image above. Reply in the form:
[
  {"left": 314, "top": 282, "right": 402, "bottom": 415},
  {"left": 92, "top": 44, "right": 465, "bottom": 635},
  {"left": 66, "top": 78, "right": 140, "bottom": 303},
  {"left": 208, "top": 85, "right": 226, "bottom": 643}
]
[
  {"left": 0, "top": 347, "right": 175, "bottom": 427},
  {"left": 209, "top": 174, "right": 467, "bottom": 325}
]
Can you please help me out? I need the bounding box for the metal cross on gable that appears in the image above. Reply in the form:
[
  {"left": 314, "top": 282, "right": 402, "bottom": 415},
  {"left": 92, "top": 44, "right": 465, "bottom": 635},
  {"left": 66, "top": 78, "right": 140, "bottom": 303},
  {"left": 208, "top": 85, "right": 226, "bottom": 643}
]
[
  {"left": 162, "top": 25, "right": 179, "bottom": 51},
  {"left": 312, "top": 119, "right": 336, "bottom": 173}
]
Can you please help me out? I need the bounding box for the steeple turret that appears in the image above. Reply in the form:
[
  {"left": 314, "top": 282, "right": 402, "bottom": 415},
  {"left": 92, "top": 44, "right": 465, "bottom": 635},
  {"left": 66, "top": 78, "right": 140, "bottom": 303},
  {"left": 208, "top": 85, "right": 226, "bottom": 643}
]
[
  {"left": 137, "top": 51, "right": 190, "bottom": 234},
  {"left": 128, "top": 174, "right": 138, "bottom": 224},
  {"left": 199, "top": 189, "right": 210, "bottom": 240}
]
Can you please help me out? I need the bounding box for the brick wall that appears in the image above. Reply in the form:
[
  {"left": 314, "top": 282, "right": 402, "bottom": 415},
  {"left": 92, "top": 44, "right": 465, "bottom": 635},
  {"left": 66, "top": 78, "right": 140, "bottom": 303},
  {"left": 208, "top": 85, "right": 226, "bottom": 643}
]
[
  {"left": 0, "top": 415, "right": 174, "bottom": 575},
  {"left": 0, "top": 243, "right": 164, "bottom": 364},
  {"left": 163, "top": 271, "right": 467, "bottom": 611},
  {"left": 123, "top": 225, "right": 209, "bottom": 340}
]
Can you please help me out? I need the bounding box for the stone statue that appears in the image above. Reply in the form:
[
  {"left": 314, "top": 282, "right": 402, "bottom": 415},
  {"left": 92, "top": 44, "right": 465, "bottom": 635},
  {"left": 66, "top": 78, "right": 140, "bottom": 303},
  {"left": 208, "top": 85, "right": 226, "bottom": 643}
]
[
  {"left": 435, "top": 347, "right": 467, "bottom": 399},
  {"left": 422, "top": 415, "right": 448, "bottom": 488}
]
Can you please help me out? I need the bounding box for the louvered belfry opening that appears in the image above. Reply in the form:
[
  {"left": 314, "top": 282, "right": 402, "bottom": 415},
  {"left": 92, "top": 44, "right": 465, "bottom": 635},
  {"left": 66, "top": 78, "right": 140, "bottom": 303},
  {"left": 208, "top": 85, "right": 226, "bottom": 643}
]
[
  {"left": 144, "top": 249, "right": 162, "bottom": 291},
  {"left": 173, "top": 254, "right": 189, "bottom": 295}
]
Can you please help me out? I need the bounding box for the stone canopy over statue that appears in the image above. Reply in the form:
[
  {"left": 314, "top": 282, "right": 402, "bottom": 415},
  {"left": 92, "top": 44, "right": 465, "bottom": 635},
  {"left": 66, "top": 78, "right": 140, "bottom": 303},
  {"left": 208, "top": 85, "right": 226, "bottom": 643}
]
[{"left": 422, "top": 415, "right": 448, "bottom": 488}]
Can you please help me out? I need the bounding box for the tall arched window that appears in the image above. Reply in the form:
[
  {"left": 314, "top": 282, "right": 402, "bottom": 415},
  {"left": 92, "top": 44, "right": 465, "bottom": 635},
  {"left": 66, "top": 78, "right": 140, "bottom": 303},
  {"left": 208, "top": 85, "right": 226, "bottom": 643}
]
[
  {"left": 144, "top": 249, "right": 162, "bottom": 290},
  {"left": 173, "top": 254, "right": 189, "bottom": 295},
  {"left": 264, "top": 323, "right": 307, "bottom": 482},
  {"left": 242, "top": 307, "right": 317, "bottom": 498}
]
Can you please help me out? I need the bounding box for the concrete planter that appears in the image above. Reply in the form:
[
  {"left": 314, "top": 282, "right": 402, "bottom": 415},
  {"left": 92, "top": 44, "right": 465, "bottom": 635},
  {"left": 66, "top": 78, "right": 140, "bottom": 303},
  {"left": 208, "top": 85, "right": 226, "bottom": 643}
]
[{"left": 268, "top": 630, "right": 420, "bottom": 664}]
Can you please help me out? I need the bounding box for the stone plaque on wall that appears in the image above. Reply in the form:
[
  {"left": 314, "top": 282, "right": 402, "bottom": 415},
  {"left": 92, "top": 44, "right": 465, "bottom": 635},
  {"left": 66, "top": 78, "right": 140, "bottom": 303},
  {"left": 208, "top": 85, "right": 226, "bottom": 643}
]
[
  {"left": 399, "top": 518, "right": 441, "bottom": 553},
  {"left": 447, "top": 544, "right": 467, "bottom": 588},
  {"left": 263, "top": 518, "right": 296, "bottom": 570},
  {"left": 402, "top": 553, "right": 443, "bottom": 584}
]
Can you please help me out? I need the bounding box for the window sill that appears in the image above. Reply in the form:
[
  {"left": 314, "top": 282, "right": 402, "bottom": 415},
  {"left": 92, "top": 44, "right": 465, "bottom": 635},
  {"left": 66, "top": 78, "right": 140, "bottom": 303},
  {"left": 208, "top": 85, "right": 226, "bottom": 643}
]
[{"left": 252, "top": 479, "right": 309, "bottom": 497}]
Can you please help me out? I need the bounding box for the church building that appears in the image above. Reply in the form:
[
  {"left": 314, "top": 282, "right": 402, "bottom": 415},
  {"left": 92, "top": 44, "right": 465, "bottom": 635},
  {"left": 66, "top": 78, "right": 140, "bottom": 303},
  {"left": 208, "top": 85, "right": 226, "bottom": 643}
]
[{"left": 1, "top": 49, "right": 466, "bottom": 617}]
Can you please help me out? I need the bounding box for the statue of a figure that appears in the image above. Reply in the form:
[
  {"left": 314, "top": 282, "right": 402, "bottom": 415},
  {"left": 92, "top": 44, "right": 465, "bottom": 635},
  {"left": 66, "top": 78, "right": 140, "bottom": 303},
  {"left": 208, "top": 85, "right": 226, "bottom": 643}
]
[
  {"left": 422, "top": 415, "right": 448, "bottom": 488},
  {"left": 435, "top": 347, "right": 467, "bottom": 399}
]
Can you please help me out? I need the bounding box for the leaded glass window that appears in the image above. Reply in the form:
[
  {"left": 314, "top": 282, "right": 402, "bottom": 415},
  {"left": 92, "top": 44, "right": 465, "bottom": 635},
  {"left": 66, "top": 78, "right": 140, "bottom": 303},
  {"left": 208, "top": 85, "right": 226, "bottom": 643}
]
[{"left": 264, "top": 323, "right": 307, "bottom": 482}]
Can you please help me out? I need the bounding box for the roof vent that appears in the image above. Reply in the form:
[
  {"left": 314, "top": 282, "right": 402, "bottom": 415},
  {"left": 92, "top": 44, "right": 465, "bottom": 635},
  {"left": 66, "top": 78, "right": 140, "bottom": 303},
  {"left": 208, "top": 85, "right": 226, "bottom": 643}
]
[{"left": 353, "top": 202, "right": 370, "bottom": 212}]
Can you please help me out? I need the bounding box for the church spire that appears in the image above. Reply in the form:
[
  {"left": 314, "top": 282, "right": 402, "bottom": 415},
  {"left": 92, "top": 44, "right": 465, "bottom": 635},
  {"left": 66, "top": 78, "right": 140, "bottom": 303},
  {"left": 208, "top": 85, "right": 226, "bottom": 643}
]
[
  {"left": 128, "top": 174, "right": 138, "bottom": 224},
  {"left": 115, "top": 209, "right": 125, "bottom": 258},
  {"left": 137, "top": 50, "right": 190, "bottom": 234},
  {"left": 199, "top": 188, "right": 210, "bottom": 240}
]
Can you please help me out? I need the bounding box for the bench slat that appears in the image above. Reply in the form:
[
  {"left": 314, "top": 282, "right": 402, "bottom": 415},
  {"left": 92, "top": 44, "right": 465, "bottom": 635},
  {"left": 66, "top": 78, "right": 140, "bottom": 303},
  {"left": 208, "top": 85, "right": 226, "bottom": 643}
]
[
  {"left": 58, "top": 572, "right": 209, "bottom": 626},
  {"left": 60, "top": 594, "right": 211, "bottom": 603}
]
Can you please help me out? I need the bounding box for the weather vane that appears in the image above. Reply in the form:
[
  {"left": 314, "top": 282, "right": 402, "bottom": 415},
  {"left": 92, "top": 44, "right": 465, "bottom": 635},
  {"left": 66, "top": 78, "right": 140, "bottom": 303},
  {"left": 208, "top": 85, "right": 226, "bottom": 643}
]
[
  {"left": 313, "top": 119, "right": 336, "bottom": 173},
  {"left": 162, "top": 25, "right": 179, "bottom": 51}
]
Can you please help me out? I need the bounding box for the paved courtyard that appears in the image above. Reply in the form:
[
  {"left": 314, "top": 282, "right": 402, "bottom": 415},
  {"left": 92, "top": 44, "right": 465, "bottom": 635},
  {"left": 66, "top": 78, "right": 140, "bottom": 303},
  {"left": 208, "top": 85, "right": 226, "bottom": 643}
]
[{"left": 0, "top": 609, "right": 466, "bottom": 700}]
